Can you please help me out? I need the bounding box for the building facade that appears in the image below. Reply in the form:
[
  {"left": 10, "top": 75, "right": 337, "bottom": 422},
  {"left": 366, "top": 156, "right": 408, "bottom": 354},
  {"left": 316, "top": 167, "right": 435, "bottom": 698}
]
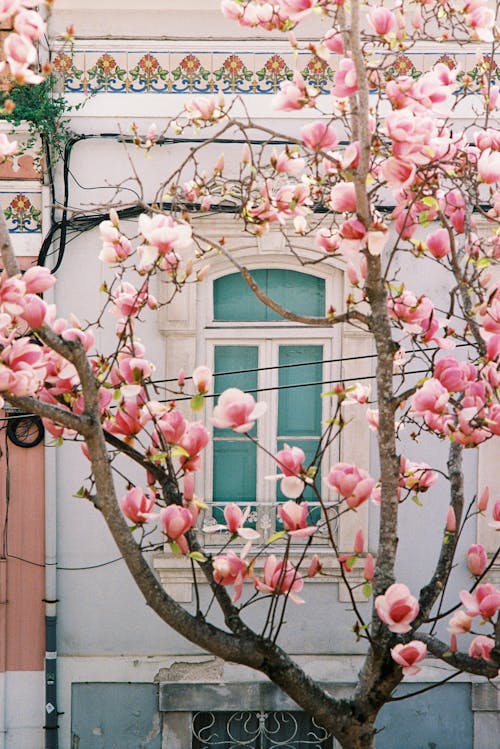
[{"left": 0, "top": 1, "right": 499, "bottom": 747}]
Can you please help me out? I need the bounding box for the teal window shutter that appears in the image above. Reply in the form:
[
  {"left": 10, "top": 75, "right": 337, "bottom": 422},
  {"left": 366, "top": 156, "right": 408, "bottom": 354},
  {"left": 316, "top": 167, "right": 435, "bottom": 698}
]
[
  {"left": 214, "top": 270, "right": 325, "bottom": 321},
  {"left": 212, "top": 345, "right": 259, "bottom": 522}
]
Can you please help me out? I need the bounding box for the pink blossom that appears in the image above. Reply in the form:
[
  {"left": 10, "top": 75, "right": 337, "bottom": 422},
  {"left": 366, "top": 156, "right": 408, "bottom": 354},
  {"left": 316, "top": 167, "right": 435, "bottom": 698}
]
[
  {"left": 300, "top": 122, "right": 337, "bottom": 151},
  {"left": 478, "top": 487, "right": 489, "bottom": 512},
  {"left": 3, "top": 32, "right": 36, "bottom": 66},
  {"left": 275, "top": 444, "right": 305, "bottom": 477},
  {"left": 19, "top": 293, "right": 47, "bottom": 329},
  {"left": 278, "top": 499, "right": 316, "bottom": 537},
  {"left": 468, "top": 636, "right": 494, "bottom": 660},
  {"left": 390, "top": 641, "right": 427, "bottom": 675},
  {"left": 153, "top": 409, "right": 187, "bottom": 446},
  {"left": 446, "top": 507, "right": 457, "bottom": 533},
  {"left": 213, "top": 551, "right": 248, "bottom": 602},
  {"left": 460, "top": 583, "right": 500, "bottom": 620},
  {"left": 381, "top": 157, "right": 416, "bottom": 189},
  {"left": 467, "top": 544, "right": 488, "bottom": 576},
  {"left": 254, "top": 554, "right": 304, "bottom": 604},
  {"left": 368, "top": 7, "right": 396, "bottom": 36},
  {"left": 375, "top": 583, "right": 419, "bottom": 633},
  {"left": 138, "top": 214, "right": 193, "bottom": 256},
  {"left": 353, "top": 529, "right": 364, "bottom": 555},
  {"left": 204, "top": 502, "right": 260, "bottom": 540},
  {"left": 399, "top": 456, "right": 437, "bottom": 493},
  {"left": 323, "top": 29, "right": 344, "bottom": 54},
  {"left": 447, "top": 610, "right": 472, "bottom": 634},
  {"left": 329, "top": 182, "right": 356, "bottom": 213},
  {"left": 212, "top": 388, "right": 267, "bottom": 433},
  {"left": 478, "top": 149, "right": 500, "bottom": 183},
  {"left": 160, "top": 505, "right": 194, "bottom": 554},
  {"left": 426, "top": 228, "right": 451, "bottom": 259},
  {"left": 192, "top": 365, "right": 212, "bottom": 394},
  {"left": 273, "top": 73, "right": 312, "bottom": 112},
  {"left": 332, "top": 58, "right": 358, "bottom": 98},
  {"left": 489, "top": 499, "right": 500, "bottom": 530},
  {"left": 411, "top": 379, "right": 449, "bottom": 416},
  {"left": 0, "top": 1, "right": 21, "bottom": 23},
  {"left": 178, "top": 421, "right": 209, "bottom": 471},
  {"left": 23, "top": 266, "right": 56, "bottom": 294},
  {"left": 120, "top": 486, "right": 155, "bottom": 524},
  {"left": 308, "top": 554, "right": 322, "bottom": 577},
  {"left": 434, "top": 357, "right": 476, "bottom": 392},
  {"left": 364, "top": 553, "right": 374, "bottom": 581},
  {"left": 327, "top": 463, "right": 374, "bottom": 508},
  {"left": 14, "top": 9, "right": 45, "bottom": 40}
]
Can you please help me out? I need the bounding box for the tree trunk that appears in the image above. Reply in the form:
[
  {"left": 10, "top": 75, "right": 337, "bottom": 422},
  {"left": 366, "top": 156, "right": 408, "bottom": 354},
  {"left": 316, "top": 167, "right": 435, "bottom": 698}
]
[{"left": 335, "top": 719, "right": 376, "bottom": 749}]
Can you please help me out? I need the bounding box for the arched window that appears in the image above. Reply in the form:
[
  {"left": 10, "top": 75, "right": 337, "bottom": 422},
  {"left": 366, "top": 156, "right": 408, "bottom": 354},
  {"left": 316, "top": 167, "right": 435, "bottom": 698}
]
[{"left": 206, "top": 269, "right": 335, "bottom": 536}]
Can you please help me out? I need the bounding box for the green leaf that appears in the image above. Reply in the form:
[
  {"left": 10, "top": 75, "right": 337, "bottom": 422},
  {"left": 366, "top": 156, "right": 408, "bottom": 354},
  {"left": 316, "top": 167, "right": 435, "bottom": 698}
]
[
  {"left": 266, "top": 530, "right": 286, "bottom": 545},
  {"left": 73, "top": 486, "right": 87, "bottom": 498},
  {"left": 188, "top": 551, "right": 207, "bottom": 562},
  {"left": 362, "top": 582, "right": 372, "bottom": 598},
  {"left": 169, "top": 541, "right": 182, "bottom": 557},
  {"left": 411, "top": 494, "right": 423, "bottom": 507},
  {"left": 190, "top": 393, "right": 205, "bottom": 412},
  {"left": 170, "top": 445, "right": 190, "bottom": 459},
  {"left": 346, "top": 555, "right": 357, "bottom": 568}
]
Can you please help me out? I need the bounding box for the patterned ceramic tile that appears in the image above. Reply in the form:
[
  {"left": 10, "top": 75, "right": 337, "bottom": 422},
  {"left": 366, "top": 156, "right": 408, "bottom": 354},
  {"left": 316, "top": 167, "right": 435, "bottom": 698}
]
[
  {"left": 52, "top": 49, "right": 85, "bottom": 93},
  {"left": 127, "top": 51, "right": 170, "bottom": 93},
  {"left": 1, "top": 192, "right": 42, "bottom": 233},
  {"left": 299, "top": 53, "right": 334, "bottom": 92},
  {"left": 254, "top": 52, "right": 295, "bottom": 94},
  {"left": 169, "top": 52, "right": 213, "bottom": 94},
  {"left": 84, "top": 50, "right": 128, "bottom": 93},
  {"left": 212, "top": 52, "right": 255, "bottom": 94}
]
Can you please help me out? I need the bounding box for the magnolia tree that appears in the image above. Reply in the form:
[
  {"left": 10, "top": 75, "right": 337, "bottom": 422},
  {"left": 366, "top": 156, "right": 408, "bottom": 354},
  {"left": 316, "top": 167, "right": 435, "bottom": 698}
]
[{"left": 1, "top": 1, "right": 500, "bottom": 747}]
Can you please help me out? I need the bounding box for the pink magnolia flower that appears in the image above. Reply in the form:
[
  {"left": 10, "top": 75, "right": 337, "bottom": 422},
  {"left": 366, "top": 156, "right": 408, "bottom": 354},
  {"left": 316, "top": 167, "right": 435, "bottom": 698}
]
[
  {"left": 14, "top": 9, "right": 45, "bottom": 40},
  {"left": 332, "top": 58, "right": 358, "bottom": 98},
  {"left": 368, "top": 7, "right": 396, "bottom": 36},
  {"left": 327, "top": 463, "right": 374, "bottom": 508},
  {"left": 411, "top": 379, "right": 449, "bottom": 416},
  {"left": 489, "top": 499, "right": 500, "bottom": 530},
  {"left": 375, "top": 583, "right": 419, "bottom": 633},
  {"left": 390, "top": 641, "right": 427, "bottom": 675},
  {"left": 278, "top": 500, "right": 316, "bottom": 537},
  {"left": 460, "top": 583, "right": 500, "bottom": 620},
  {"left": 213, "top": 551, "right": 248, "bottom": 602},
  {"left": 273, "top": 72, "right": 312, "bottom": 112},
  {"left": 426, "top": 228, "right": 451, "bottom": 259},
  {"left": 120, "top": 486, "right": 155, "bottom": 524},
  {"left": 160, "top": 505, "right": 194, "bottom": 554},
  {"left": 478, "top": 149, "right": 500, "bottom": 183},
  {"left": 23, "top": 266, "right": 56, "bottom": 294},
  {"left": 153, "top": 408, "right": 187, "bottom": 446},
  {"left": 19, "top": 293, "right": 47, "bottom": 329},
  {"left": 178, "top": 421, "right": 209, "bottom": 471},
  {"left": 254, "top": 554, "right": 304, "bottom": 604},
  {"left": 300, "top": 121, "right": 337, "bottom": 151},
  {"left": 203, "top": 502, "right": 260, "bottom": 540},
  {"left": 446, "top": 507, "right": 457, "bottom": 533},
  {"left": 211, "top": 388, "right": 267, "bottom": 433},
  {"left": 468, "top": 635, "right": 494, "bottom": 660},
  {"left": 364, "top": 553, "right": 374, "bottom": 581},
  {"left": 307, "top": 553, "right": 322, "bottom": 577},
  {"left": 434, "top": 357, "right": 476, "bottom": 393},
  {"left": 329, "top": 182, "right": 357, "bottom": 213},
  {"left": 399, "top": 456, "right": 437, "bottom": 493},
  {"left": 447, "top": 610, "right": 472, "bottom": 634},
  {"left": 467, "top": 544, "right": 488, "bottom": 576},
  {"left": 192, "top": 365, "right": 212, "bottom": 394}
]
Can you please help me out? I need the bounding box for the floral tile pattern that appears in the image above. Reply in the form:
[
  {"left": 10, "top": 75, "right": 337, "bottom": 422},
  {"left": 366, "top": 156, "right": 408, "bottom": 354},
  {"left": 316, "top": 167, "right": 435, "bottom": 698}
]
[
  {"left": 55, "top": 47, "right": 496, "bottom": 96},
  {"left": 1, "top": 192, "right": 42, "bottom": 233}
]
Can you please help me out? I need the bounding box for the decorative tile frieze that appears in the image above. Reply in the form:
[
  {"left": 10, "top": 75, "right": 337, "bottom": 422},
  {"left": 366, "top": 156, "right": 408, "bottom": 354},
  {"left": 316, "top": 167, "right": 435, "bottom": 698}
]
[{"left": 53, "top": 42, "right": 497, "bottom": 96}]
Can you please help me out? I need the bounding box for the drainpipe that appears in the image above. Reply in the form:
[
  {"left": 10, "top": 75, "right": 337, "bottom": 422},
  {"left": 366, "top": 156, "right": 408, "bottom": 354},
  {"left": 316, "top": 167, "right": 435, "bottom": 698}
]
[
  {"left": 44, "top": 434, "right": 58, "bottom": 749},
  {"left": 43, "top": 257, "right": 58, "bottom": 749}
]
